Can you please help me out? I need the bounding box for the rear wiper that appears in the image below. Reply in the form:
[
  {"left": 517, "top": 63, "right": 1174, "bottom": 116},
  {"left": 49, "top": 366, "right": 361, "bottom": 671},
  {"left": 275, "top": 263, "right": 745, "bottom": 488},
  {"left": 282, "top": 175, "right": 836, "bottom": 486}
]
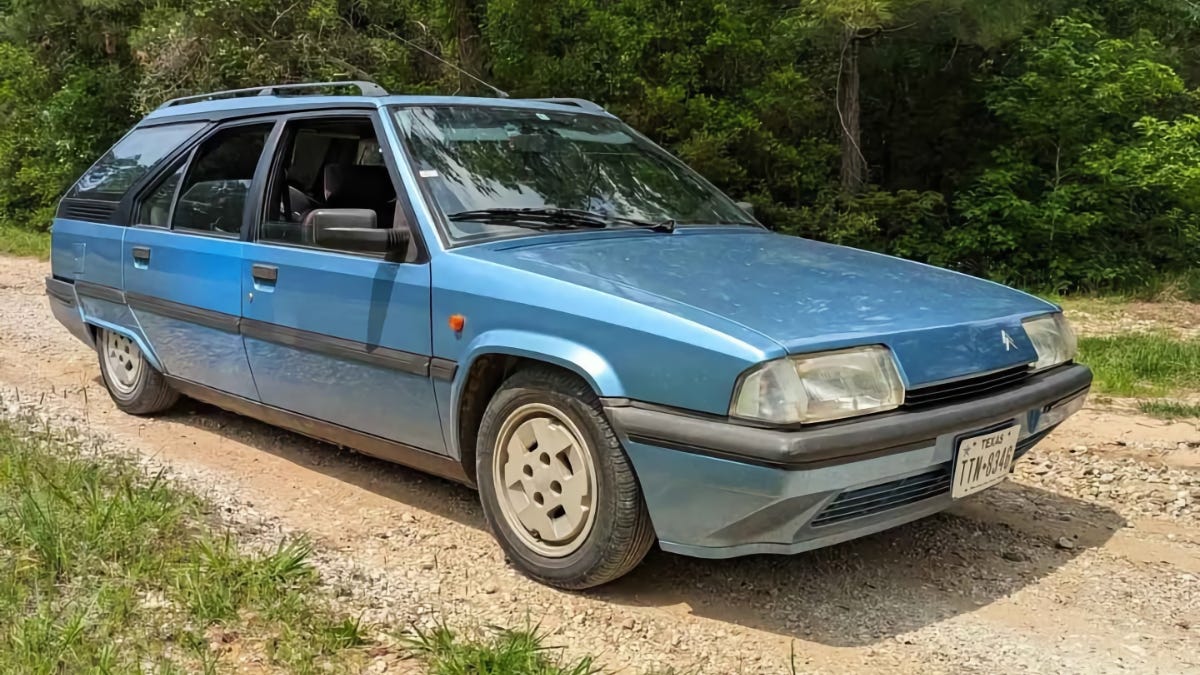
[{"left": 447, "top": 207, "right": 675, "bottom": 233}]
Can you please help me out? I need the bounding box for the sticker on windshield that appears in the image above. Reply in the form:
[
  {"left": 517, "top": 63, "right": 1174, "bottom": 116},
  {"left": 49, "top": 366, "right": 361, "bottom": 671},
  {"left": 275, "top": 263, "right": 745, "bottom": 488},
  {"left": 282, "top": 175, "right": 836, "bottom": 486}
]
[{"left": 419, "top": 169, "right": 439, "bottom": 178}]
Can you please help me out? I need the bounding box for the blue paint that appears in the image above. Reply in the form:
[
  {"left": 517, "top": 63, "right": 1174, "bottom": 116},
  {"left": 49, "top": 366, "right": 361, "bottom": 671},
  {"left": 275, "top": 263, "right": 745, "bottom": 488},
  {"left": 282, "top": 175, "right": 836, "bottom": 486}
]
[
  {"left": 122, "top": 228, "right": 260, "bottom": 400},
  {"left": 50, "top": 219, "right": 125, "bottom": 287},
  {"left": 457, "top": 228, "right": 1054, "bottom": 387},
  {"left": 240, "top": 244, "right": 445, "bottom": 452}
]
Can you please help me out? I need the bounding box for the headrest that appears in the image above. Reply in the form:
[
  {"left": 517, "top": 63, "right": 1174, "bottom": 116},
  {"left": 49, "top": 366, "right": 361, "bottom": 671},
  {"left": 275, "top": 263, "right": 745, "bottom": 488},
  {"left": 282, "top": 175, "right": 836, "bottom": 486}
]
[{"left": 323, "top": 164, "right": 394, "bottom": 205}]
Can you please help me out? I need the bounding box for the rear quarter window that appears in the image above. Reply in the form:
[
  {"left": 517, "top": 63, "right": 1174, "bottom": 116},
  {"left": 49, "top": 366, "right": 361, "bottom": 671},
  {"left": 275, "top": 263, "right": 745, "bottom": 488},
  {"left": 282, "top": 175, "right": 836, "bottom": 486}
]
[{"left": 70, "top": 122, "right": 206, "bottom": 199}]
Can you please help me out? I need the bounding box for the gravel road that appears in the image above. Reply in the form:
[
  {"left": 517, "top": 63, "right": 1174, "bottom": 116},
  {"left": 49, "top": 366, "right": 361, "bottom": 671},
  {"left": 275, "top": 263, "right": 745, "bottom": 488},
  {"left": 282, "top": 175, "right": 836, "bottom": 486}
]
[{"left": 2, "top": 255, "right": 1198, "bottom": 674}]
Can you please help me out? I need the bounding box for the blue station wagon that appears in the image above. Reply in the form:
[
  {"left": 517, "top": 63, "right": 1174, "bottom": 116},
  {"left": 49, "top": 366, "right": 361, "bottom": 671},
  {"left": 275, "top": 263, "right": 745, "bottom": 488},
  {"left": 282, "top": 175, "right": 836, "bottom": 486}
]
[{"left": 46, "top": 81, "right": 1092, "bottom": 589}]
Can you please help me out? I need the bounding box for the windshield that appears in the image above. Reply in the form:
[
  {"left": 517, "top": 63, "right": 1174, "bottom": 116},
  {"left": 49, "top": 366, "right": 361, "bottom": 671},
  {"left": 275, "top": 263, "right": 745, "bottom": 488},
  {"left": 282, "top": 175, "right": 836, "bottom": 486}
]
[{"left": 391, "top": 105, "right": 756, "bottom": 243}]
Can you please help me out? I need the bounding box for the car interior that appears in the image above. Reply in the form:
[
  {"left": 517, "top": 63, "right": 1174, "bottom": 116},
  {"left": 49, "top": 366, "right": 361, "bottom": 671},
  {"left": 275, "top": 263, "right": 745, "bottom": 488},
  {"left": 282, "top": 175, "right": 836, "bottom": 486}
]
[{"left": 260, "top": 118, "right": 398, "bottom": 246}]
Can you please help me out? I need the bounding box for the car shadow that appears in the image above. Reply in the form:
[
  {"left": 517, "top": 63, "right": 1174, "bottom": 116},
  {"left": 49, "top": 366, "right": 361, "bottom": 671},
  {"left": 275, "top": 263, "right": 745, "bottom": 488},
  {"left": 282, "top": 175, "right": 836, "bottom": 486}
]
[{"left": 159, "top": 396, "right": 1123, "bottom": 649}]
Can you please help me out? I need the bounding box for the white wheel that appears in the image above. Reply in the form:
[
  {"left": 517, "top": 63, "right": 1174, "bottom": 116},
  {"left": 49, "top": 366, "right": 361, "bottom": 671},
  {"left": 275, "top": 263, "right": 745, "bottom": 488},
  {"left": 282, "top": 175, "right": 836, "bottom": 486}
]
[
  {"left": 101, "top": 330, "right": 144, "bottom": 395},
  {"left": 492, "top": 403, "right": 598, "bottom": 558},
  {"left": 96, "top": 327, "right": 179, "bottom": 415},
  {"left": 476, "top": 366, "right": 655, "bottom": 589}
]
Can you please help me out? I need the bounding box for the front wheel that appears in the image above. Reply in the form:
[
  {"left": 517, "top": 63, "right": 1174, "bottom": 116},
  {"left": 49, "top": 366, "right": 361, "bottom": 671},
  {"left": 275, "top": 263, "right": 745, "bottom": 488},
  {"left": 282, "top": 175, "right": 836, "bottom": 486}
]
[
  {"left": 96, "top": 328, "right": 179, "bottom": 415},
  {"left": 476, "top": 366, "right": 655, "bottom": 589}
]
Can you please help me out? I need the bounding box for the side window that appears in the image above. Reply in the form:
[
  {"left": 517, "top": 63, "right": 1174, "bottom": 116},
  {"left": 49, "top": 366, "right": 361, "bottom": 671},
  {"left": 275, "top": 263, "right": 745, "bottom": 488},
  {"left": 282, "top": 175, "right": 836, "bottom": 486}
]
[
  {"left": 172, "top": 124, "right": 272, "bottom": 236},
  {"left": 71, "top": 122, "right": 205, "bottom": 198},
  {"left": 137, "top": 162, "right": 185, "bottom": 227},
  {"left": 259, "top": 117, "right": 397, "bottom": 248}
]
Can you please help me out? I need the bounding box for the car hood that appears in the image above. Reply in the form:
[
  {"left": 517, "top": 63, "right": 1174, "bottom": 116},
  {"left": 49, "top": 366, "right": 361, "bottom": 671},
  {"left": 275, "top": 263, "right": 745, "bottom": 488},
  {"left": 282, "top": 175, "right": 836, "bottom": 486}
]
[{"left": 466, "top": 229, "right": 1057, "bottom": 386}]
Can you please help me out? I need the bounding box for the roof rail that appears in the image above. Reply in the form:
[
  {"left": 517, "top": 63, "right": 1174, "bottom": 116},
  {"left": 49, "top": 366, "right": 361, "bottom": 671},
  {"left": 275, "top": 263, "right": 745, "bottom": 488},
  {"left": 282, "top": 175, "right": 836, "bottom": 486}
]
[
  {"left": 525, "top": 98, "right": 607, "bottom": 113},
  {"left": 159, "top": 81, "right": 390, "bottom": 109}
]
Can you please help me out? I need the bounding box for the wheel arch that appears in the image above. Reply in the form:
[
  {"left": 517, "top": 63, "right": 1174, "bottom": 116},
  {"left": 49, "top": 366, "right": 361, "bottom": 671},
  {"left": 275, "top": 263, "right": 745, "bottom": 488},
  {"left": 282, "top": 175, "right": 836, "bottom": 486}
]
[
  {"left": 449, "top": 332, "right": 622, "bottom": 483},
  {"left": 85, "top": 319, "right": 165, "bottom": 372}
]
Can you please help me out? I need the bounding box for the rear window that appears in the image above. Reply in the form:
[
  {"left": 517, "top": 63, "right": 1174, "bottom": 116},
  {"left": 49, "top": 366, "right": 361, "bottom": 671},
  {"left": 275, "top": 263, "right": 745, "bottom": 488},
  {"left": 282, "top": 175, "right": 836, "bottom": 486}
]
[{"left": 70, "top": 122, "right": 206, "bottom": 199}]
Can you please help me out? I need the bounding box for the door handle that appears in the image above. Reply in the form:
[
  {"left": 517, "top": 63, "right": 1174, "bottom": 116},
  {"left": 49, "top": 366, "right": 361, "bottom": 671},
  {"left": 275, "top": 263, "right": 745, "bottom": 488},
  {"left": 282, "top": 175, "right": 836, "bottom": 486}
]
[
  {"left": 251, "top": 264, "right": 278, "bottom": 283},
  {"left": 131, "top": 246, "right": 151, "bottom": 263}
]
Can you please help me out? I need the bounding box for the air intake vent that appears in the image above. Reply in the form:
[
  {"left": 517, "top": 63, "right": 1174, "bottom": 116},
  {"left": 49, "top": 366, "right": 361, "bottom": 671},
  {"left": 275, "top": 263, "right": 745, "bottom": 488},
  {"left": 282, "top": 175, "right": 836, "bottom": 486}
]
[
  {"left": 812, "top": 465, "right": 952, "bottom": 527},
  {"left": 58, "top": 198, "right": 118, "bottom": 223},
  {"left": 905, "top": 366, "right": 1032, "bottom": 408}
]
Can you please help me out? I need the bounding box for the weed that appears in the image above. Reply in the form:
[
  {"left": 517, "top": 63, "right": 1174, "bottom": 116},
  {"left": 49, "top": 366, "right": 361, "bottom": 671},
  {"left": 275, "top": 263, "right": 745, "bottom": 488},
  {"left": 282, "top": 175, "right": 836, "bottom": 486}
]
[{"left": 1077, "top": 334, "right": 1200, "bottom": 397}]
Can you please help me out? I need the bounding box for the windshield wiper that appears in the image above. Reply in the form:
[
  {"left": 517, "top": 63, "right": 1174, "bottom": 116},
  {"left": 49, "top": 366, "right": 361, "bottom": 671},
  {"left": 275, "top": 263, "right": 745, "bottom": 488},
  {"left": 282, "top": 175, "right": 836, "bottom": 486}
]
[{"left": 447, "top": 207, "right": 675, "bottom": 233}]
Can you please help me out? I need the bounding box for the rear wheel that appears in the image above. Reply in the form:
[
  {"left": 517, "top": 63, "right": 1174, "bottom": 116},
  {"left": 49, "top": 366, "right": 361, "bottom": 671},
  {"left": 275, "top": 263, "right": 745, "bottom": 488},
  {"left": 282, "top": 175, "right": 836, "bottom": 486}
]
[
  {"left": 96, "top": 328, "right": 179, "bottom": 415},
  {"left": 476, "top": 366, "right": 655, "bottom": 589}
]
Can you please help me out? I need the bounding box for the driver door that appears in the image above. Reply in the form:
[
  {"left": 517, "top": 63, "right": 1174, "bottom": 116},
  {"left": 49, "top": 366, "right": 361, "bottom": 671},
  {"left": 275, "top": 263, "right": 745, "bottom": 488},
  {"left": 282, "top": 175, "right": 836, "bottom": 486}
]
[{"left": 239, "top": 111, "right": 445, "bottom": 454}]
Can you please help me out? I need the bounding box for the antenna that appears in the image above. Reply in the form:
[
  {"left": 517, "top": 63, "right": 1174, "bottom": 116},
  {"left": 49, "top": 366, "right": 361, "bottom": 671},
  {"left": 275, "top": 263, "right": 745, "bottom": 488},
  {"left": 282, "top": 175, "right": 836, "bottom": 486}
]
[{"left": 372, "top": 25, "right": 510, "bottom": 99}]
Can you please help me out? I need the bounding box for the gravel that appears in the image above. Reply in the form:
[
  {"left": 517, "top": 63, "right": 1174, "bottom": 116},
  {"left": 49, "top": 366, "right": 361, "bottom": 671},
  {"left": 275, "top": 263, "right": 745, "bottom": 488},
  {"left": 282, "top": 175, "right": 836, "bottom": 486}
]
[{"left": 3, "top": 255, "right": 1199, "bottom": 673}]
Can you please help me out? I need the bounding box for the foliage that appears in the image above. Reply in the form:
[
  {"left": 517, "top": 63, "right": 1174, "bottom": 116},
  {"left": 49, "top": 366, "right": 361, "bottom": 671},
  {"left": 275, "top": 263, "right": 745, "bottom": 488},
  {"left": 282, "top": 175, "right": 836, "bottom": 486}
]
[
  {"left": 954, "top": 16, "right": 1200, "bottom": 290},
  {"left": 1077, "top": 333, "right": 1200, "bottom": 397},
  {"left": 0, "top": 415, "right": 373, "bottom": 672},
  {"left": 1, "top": 1, "right": 1200, "bottom": 293}
]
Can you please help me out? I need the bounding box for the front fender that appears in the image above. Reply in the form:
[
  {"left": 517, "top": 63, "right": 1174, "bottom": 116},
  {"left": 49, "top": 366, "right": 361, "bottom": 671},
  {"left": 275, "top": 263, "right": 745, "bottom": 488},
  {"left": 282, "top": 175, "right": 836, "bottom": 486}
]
[
  {"left": 443, "top": 330, "right": 623, "bottom": 460},
  {"left": 455, "top": 328, "right": 624, "bottom": 398}
]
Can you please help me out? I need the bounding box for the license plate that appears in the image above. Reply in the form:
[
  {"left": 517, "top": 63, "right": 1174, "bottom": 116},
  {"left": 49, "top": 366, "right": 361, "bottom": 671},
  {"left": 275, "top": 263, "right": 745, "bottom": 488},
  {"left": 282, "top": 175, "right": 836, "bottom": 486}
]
[{"left": 952, "top": 426, "right": 1019, "bottom": 499}]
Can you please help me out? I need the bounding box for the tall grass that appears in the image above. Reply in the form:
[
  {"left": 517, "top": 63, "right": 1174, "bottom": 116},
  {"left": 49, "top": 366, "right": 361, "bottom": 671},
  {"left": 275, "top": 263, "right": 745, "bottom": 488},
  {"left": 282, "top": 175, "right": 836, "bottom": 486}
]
[
  {"left": 0, "top": 224, "right": 50, "bottom": 259},
  {"left": 1077, "top": 333, "right": 1200, "bottom": 397},
  {"left": 0, "top": 417, "right": 370, "bottom": 673}
]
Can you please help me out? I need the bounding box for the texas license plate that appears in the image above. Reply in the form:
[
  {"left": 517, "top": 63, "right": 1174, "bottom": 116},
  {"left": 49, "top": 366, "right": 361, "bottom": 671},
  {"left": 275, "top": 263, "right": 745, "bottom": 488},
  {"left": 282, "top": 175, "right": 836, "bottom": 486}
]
[{"left": 952, "top": 426, "right": 1019, "bottom": 499}]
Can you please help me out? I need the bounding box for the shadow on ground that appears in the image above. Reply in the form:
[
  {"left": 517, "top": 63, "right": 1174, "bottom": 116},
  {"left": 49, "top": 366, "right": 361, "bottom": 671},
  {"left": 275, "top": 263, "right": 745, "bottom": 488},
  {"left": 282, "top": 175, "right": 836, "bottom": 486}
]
[{"left": 161, "top": 395, "right": 1123, "bottom": 649}]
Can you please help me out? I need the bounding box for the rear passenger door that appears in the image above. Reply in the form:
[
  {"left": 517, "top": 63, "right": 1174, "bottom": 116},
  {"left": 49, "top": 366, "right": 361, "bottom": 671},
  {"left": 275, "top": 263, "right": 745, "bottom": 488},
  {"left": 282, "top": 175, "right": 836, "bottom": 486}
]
[
  {"left": 239, "top": 111, "right": 445, "bottom": 454},
  {"left": 123, "top": 121, "right": 276, "bottom": 400}
]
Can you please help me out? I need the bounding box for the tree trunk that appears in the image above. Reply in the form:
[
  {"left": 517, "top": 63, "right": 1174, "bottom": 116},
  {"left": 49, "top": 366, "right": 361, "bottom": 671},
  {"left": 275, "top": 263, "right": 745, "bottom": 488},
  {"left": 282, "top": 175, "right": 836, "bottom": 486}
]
[
  {"left": 452, "top": 0, "right": 483, "bottom": 91},
  {"left": 839, "top": 30, "right": 867, "bottom": 195}
]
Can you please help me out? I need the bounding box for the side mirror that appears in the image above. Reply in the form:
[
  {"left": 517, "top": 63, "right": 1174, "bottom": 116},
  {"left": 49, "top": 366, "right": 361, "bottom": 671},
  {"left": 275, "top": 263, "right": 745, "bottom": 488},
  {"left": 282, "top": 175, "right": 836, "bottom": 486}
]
[
  {"left": 735, "top": 201, "right": 755, "bottom": 216},
  {"left": 306, "top": 208, "right": 409, "bottom": 254}
]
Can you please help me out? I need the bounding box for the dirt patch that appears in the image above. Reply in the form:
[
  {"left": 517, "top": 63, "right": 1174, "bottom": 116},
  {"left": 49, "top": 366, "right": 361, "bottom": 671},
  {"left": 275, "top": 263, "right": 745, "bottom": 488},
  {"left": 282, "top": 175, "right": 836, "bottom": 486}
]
[{"left": 1063, "top": 298, "right": 1200, "bottom": 339}]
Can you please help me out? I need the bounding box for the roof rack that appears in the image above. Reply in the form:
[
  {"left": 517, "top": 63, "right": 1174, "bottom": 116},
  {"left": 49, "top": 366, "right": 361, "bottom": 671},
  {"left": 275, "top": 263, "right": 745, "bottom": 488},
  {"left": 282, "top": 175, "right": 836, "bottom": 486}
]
[
  {"left": 159, "top": 81, "right": 390, "bottom": 109},
  {"left": 525, "top": 98, "right": 607, "bottom": 113}
]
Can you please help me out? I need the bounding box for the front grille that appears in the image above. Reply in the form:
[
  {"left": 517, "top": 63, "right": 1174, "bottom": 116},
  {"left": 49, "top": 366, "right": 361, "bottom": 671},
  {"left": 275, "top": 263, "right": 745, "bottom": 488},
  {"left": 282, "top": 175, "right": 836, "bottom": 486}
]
[
  {"left": 811, "top": 465, "right": 952, "bottom": 527},
  {"left": 905, "top": 366, "right": 1031, "bottom": 408}
]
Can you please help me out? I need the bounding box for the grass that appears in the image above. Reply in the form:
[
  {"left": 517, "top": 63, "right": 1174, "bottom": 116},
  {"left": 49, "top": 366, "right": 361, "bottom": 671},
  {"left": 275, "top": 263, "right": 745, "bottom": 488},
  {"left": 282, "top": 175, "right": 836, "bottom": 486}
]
[
  {"left": 0, "top": 224, "right": 50, "bottom": 259},
  {"left": 0, "top": 415, "right": 375, "bottom": 673},
  {"left": 1077, "top": 333, "right": 1200, "bottom": 398},
  {"left": 405, "top": 624, "right": 601, "bottom": 675},
  {"left": 0, "top": 414, "right": 625, "bottom": 674},
  {"left": 1136, "top": 400, "right": 1200, "bottom": 421}
]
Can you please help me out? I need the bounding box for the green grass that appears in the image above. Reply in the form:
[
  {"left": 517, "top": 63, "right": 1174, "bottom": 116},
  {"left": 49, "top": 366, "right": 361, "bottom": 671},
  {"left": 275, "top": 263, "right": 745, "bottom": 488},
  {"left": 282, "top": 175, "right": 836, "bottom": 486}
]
[
  {"left": 1077, "top": 333, "right": 1200, "bottom": 397},
  {"left": 0, "top": 224, "right": 50, "bottom": 259},
  {"left": 0, "top": 414, "right": 627, "bottom": 674},
  {"left": 0, "top": 416, "right": 374, "bottom": 673},
  {"left": 405, "top": 624, "right": 600, "bottom": 675},
  {"left": 1136, "top": 400, "right": 1200, "bottom": 421}
]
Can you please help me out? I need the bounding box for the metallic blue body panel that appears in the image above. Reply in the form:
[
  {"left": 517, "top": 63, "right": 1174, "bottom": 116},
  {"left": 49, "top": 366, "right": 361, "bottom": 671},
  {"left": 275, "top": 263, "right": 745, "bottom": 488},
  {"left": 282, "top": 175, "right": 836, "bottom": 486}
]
[
  {"left": 77, "top": 297, "right": 163, "bottom": 371},
  {"left": 50, "top": 219, "right": 125, "bottom": 286},
  {"left": 240, "top": 245, "right": 445, "bottom": 453},
  {"left": 462, "top": 228, "right": 1055, "bottom": 388},
  {"left": 46, "top": 294, "right": 92, "bottom": 348},
  {"left": 431, "top": 247, "right": 781, "bottom": 425},
  {"left": 623, "top": 402, "right": 1059, "bottom": 558},
  {"left": 122, "top": 228, "right": 259, "bottom": 400}
]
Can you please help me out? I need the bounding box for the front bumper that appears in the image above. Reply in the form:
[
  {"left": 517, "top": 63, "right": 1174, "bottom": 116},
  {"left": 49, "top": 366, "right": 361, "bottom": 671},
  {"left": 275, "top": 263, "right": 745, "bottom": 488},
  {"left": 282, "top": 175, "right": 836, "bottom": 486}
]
[{"left": 605, "top": 364, "right": 1091, "bottom": 559}]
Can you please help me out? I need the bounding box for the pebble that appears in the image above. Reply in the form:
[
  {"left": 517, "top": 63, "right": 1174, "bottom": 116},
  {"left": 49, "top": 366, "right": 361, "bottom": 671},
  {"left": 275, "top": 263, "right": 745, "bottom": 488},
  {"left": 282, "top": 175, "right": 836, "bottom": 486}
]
[{"left": 1057, "top": 537, "right": 1076, "bottom": 550}]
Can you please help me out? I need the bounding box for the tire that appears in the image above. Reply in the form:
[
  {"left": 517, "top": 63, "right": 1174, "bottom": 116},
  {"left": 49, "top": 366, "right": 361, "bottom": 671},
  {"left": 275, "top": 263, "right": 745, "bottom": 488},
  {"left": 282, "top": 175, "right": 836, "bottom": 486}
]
[
  {"left": 96, "top": 327, "right": 179, "bottom": 415},
  {"left": 476, "top": 365, "right": 655, "bottom": 589}
]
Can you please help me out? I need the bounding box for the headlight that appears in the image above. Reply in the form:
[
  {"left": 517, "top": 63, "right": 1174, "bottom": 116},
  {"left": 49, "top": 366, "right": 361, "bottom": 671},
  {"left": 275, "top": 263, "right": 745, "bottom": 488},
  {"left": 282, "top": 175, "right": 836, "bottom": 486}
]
[
  {"left": 730, "top": 346, "right": 904, "bottom": 425},
  {"left": 1023, "top": 313, "right": 1077, "bottom": 371}
]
